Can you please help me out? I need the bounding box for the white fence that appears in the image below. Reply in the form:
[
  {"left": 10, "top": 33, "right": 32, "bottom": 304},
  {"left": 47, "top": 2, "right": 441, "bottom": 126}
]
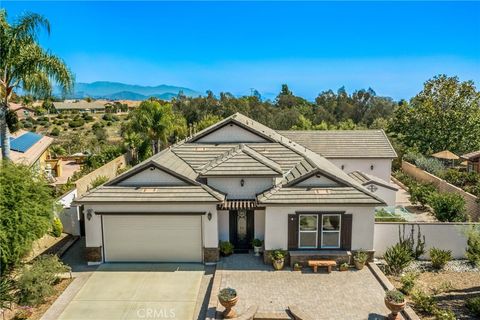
[
  {"left": 57, "top": 189, "right": 81, "bottom": 236},
  {"left": 374, "top": 222, "right": 480, "bottom": 259}
]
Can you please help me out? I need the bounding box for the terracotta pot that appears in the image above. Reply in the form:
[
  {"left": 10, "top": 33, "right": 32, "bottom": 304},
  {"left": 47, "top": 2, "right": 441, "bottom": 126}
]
[
  {"left": 272, "top": 258, "right": 285, "bottom": 270},
  {"left": 219, "top": 296, "right": 239, "bottom": 319},
  {"left": 354, "top": 260, "right": 365, "bottom": 270},
  {"left": 293, "top": 265, "right": 302, "bottom": 271},
  {"left": 384, "top": 298, "right": 406, "bottom": 320}
]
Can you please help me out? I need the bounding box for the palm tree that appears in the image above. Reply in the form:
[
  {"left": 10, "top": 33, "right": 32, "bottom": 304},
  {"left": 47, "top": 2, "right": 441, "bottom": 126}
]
[
  {"left": 129, "top": 100, "right": 186, "bottom": 154},
  {"left": 0, "top": 10, "right": 73, "bottom": 159}
]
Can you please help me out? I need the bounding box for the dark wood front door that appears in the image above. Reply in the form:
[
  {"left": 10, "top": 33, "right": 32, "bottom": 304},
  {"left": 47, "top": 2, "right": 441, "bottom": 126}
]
[{"left": 229, "top": 209, "right": 254, "bottom": 252}]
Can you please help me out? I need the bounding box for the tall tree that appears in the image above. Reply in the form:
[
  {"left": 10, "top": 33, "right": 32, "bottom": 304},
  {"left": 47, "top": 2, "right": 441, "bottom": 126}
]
[
  {"left": 0, "top": 10, "right": 73, "bottom": 159},
  {"left": 389, "top": 75, "right": 480, "bottom": 154},
  {"left": 128, "top": 100, "right": 187, "bottom": 154}
]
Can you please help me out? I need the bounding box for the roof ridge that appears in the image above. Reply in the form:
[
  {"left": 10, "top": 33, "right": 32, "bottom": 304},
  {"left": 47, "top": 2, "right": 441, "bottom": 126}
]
[
  {"left": 241, "top": 145, "right": 283, "bottom": 174},
  {"left": 198, "top": 144, "right": 243, "bottom": 174}
]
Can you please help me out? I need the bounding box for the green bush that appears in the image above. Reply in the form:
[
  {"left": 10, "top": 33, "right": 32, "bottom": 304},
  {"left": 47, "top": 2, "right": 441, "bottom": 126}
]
[
  {"left": 409, "top": 183, "right": 436, "bottom": 208},
  {"left": 384, "top": 242, "right": 413, "bottom": 275},
  {"left": 466, "top": 296, "right": 480, "bottom": 316},
  {"left": 432, "top": 308, "right": 456, "bottom": 320},
  {"left": 68, "top": 119, "right": 85, "bottom": 128},
  {"left": 219, "top": 241, "right": 234, "bottom": 256},
  {"left": 51, "top": 217, "right": 63, "bottom": 237},
  {"left": 415, "top": 156, "right": 445, "bottom": 176},
  {"left": 428, "top": 192, "right": 466, "bottom": 222},
  {"left": 50, "top": 127, "right": 61, "bottom": 136},
  {"left": 400, "top": 272, "right": 418, "bottom": 294},
  {"left": 385, "top": 290, "right": 405, "bottom": 303},
  {"left": 17, "top": 255, "right": 70, "bottom": 305},
  {"left": 429, "top": 248, "right": 452, "bottom": 269},
  {"left": 0, "top": 276, "right": 16, "bottom": 310},
  {"left": 88, "top": 175, "right": 109, "bottom": 190},
  {"left": 466, "top": 228, "right": 480, "bottom": 267},
  {"left": 411, "top": 290, "right": 436, "bottom": 314}
]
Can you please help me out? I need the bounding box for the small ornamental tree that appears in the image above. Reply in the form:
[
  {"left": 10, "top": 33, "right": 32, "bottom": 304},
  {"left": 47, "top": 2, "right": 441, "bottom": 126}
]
[{"left": 0, "top": 162, "right": 55, "bottom": 272}]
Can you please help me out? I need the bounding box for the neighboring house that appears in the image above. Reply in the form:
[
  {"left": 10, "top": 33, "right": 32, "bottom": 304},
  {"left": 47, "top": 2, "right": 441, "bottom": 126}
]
[
  {"left": 461, "top": 151, "right": 480, "bottom": 173},
  {"left": 0, "top": 130, "right": 53, "bottom": 174},
  {"left": 9, "top": 103, "right": 35, "bottom": 120},
  {"left": 76, "top": 113, "right": 393, "bottom": 265},
  {"left": 53, "top": 100, "right": 107, "bottom": 113}
]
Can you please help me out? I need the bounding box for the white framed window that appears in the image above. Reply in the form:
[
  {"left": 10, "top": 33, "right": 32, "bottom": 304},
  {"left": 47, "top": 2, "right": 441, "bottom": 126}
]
[
  {"left": 298, "top": 214, "right": 318, "bottom": 248},
  {"left": 321, "top": 214, "right": 341, "bottom": 248}
]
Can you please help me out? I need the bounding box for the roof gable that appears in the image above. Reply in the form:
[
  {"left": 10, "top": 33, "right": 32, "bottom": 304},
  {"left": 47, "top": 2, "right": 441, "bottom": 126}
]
[
  {"left": 116, "top": 165, "right": 189, "bottom": 187},
  {"left": 199, "top": 144, "right": 282, "bottom": 176}
]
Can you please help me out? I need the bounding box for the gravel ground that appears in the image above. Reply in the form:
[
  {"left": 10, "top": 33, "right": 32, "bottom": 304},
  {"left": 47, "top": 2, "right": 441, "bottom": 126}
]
[{"left": 375, "top": 259, "right": 479, "bottom": 273}]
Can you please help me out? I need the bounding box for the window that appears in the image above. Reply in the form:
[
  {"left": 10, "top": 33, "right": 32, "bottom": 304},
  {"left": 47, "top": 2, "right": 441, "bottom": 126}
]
[
  {"left": 298, "top": 214, "right": 318, "bottom": 248},
  {"left": 321, "top": 214, "right": 341, "bottom": 248}
]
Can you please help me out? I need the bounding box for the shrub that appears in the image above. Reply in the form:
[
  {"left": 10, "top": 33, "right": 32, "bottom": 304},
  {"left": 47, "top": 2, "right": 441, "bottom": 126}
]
[
  {"left": 415, "top": 156, "right": 445, "bottom": 176},
  {"left": 466, "top": 296, "right": 480, "bottom": 316},
  {"left": 432, "top": 308, "right": 456, "bottom": 320},
  {"left": 409, "top": 183, "right": 436, "bottom": 208},
  {"left": 50, "top": 127, "right": 60, "bottom": 136},
  {"left": 429, "top": 248, "right": 452, "bottom": 269},
  {"left": 88, "top": 175, "right": 109, "bottom": 190},
  {"left": 22, "top": 121, "right": 33, "bottom": 128},
  {"left": 398, "top": 225, "right": 426, "bottom": 260},
  {"left": 218, "top": 288, "right": 236, "bottom": 301},
  {"left": 429, "top": 192, "right": 466, "bottom": 222},
  {"left": 0, "top": 276, "right": 16, "bottom": 310},
  {"left": 17, "top": 255, "right": 70, "bottom": 305},
  {"left": 68, "top": 119, "right": 85, "bottom": 128},
  {"left": 51, "top": 217, "right": 63, "bottom": 237},
  {"left": 354, "top": 250, "right": 368, "bottom": 263},
  {"left": 400, "top": 272, "right": 418, "bottom": 294},
  {"left": 219, "top": 241, "right": 234, "bottom": 256},
  {"left": 269, "top": 249, "right": 287, "bottom": 261},
  {"left": 466, "top": 227, "right": 480, "bottom": 267},
  {"left": 384, "top": 243, "right": 413, "bottom": 275},
  {"left": 385, "top": 290, "right": 405, "bottom": 303},
  {"left": 411, "top": 290, "right": 436, "bottom": 314}
]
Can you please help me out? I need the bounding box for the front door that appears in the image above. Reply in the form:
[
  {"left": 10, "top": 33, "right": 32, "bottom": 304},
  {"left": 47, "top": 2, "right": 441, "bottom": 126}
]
[{"left": 229, "top": 209, "right": 254, "bottom": 252}]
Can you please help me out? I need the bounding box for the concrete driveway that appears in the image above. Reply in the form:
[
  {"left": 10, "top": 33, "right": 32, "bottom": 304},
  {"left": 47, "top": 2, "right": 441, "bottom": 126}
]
[{"left": 54, "top": 263, "right": 204, "bottom": 320}]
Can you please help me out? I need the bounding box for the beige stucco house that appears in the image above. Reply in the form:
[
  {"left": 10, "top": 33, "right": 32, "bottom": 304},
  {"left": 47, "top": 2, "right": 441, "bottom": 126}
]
[{"left": 76, "top": 113, "right": 397, "bottom": 264}]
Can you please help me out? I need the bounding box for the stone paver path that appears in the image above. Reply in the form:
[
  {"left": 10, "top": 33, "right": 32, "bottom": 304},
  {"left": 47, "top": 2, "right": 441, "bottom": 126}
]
[{"left": 219, "top": 254, "right": 391, "bottom": 320}]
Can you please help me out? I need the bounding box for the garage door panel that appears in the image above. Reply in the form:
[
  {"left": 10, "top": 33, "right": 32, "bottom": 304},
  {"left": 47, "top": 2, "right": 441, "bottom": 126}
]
[{"left": 103, "top": 215, "right": 202, "bottom": 262}]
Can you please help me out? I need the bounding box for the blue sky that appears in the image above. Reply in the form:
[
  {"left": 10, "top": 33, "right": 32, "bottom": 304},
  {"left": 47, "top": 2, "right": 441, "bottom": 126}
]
[{"left": 2, "top": 1, "right": 479, "bottom": 100}]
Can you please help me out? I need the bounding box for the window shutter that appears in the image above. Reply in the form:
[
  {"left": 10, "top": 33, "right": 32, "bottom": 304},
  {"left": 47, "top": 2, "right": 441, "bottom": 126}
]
[
  {"left": 288, "top": 214, "right": 298, "bottom": 250},
  {"left": 341, "top": 214, "right": 352, "bottom": 250}
]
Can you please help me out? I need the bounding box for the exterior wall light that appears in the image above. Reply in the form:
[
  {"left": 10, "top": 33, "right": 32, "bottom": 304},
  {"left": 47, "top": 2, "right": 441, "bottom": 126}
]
[
  {"left": 370, "top": 165, "right": 374, "bottom": 170},
  {"left": 86, "top": 209, "right": 93, "bottom": 221},
  {"left": 240, "top": 179, "right": 245, "bottom": 187},
  {"left": 207, "top": 212, "right": 212, "bottom": 221},
  {"left": 341, "top": 165, "right": 345, "bottom": 170}
]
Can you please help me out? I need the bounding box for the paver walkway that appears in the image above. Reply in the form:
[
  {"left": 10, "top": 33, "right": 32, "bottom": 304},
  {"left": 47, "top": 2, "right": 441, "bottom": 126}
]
[{"left": 219, "top": 254, "right": 391, "bottom": 320}]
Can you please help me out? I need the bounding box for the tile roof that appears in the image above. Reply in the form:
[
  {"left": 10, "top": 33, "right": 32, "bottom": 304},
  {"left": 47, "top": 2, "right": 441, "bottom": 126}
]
[
  {"left": 0, "top": 130, "right": 53, "bottom": 166},
  {"left": 348, "top": 171, "right": 398, "bottom": 191},
  {"left": 277, "top": 130, "right": 397, "bottom": 158},
  {"left": 257, "top": 187, "right": 383, "bottom": 204},
  {"left": 461, "top": 150, "right": 480, "bottom": 161},
  {"left": 199, "top": 144, "right": 282, "bottom": 176},
  {"left": 78, "top": 185, "right": 224, "bottom": 203}
]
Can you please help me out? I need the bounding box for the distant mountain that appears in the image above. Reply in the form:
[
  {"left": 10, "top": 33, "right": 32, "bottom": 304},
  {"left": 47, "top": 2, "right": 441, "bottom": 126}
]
[{"left": 65, "top": 81, "right": 202, "bottom": 100}]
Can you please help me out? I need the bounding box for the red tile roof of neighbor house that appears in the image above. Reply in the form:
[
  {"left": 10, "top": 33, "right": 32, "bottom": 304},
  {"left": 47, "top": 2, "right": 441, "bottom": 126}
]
[{"left": 0, "top": 130, "right": 53, "bottom": 166}]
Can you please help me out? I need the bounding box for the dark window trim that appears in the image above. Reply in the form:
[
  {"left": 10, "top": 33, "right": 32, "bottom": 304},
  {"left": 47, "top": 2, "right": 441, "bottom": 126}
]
[{"left": 294, "top": 211, "right": 346, "bottom": 251}]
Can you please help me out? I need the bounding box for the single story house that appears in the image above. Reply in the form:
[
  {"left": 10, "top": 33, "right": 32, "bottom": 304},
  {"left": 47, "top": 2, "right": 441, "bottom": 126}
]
[
  {"left": 461, "top": 151, "right": 480, "bottom": 174},
  {"left": 0, "top": 130, "right": 53, "bottom": 174},
  {"left": 76, "top": 113, "right": 397, "bottom": 264},
  {"left": 54, "top": 100, "right": 107, "bottom": 113}
]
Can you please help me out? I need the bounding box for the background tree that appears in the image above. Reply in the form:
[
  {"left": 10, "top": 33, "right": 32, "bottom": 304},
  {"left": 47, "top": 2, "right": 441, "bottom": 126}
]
[
  {"left": 389, "top": 75, "right": 480, "bottom": 154},
  {"left": 0, "top": 10, "right": 73, "bottom": 159}
]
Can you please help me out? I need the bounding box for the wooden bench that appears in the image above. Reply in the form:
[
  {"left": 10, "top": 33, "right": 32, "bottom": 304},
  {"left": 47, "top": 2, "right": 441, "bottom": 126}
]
[{"left": 308, "top": 260, "right": 337, "bottom": 273}]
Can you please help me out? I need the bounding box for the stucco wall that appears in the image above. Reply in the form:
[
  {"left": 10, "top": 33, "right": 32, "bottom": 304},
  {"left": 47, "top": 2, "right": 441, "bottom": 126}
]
[
  {"left": 264, "top": 205, "right": 376, "bottom": 251},
  {"left": 218, "top": 210, "right": 229, "bottom": 241},
  {"left": 57, "top": 189, "right": 80, "bottom": 236},
  {"left": 329, "top": 158, "right": 392, "bottom": 182},
  {"left": 83, "top": 203, "right": 219, "bottom": 259},
  {"left": 255, "top": 209, "right": 266, "bottom": 240},
  {"left": 117, "top": 167, "right": 187, "bottom": 186},
  {"left": 207, "top": 177, "right": 274, "bottom": 199},
  {"left": 366, "top": 183, "right": 396, "bottom": 206},
  {"left": 196, "top": 123, "right": 268, "bottom": 143},
  {"left": 374, "top": 222, "right": 480, "bottom": 259},
  {"left": 295, "top": 175, "right": 339, "bottom": 187},
  {"left": 402, "top": 161, "right": 480, "bottom": 221}
]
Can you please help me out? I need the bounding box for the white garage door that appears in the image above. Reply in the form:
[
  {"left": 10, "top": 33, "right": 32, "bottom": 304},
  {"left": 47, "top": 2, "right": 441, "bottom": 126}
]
[{"left": 103, "top": 215, "right": 202, "bottom": 262}]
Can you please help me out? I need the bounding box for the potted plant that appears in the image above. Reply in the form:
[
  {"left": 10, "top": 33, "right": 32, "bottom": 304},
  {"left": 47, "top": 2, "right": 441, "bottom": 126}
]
[
  {"left": 293, "top": 262, "right": 302, "bottom": 271},
  {"left": 252, "top": 238, "right": 263, "bottom": 256},
  {"left": 269, "top": 249, "right": 287, "bottom": 270},
  {"left": 218, "top": 287, "right": 238, "bottom": 319},
  {"left": 339, "top": 262, "right": 349, "bottom": 271},
  {"left": 384, "top": 290, "right": 406, "bottom": 320},
  {"left": 353, "top": 250, "right": 368, "bottom": 270},
  {"left": 219, "top": 241, "right": 234, "bottom": 257}
]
